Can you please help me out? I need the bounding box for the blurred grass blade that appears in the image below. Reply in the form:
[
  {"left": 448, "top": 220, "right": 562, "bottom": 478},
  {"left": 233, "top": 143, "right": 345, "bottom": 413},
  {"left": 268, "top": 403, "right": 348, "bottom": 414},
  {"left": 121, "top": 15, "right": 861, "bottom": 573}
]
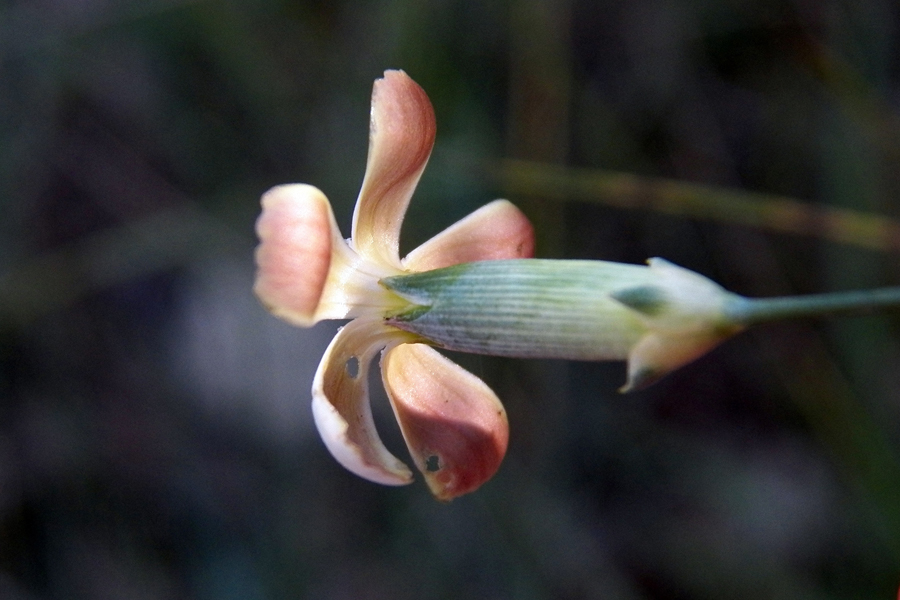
[{"left": 494, "top": 159, "right": 900, "bottom": 252}]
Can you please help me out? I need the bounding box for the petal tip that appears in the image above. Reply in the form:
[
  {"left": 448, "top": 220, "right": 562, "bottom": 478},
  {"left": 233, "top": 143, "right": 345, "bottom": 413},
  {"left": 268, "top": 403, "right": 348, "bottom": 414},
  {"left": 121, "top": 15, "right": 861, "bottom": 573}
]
[
  {"left": 403, "top": 199, "right": 536, "bottom": 271},
  {"left": 383, "top": 344, "right": 509, "bottom": 501},
  {"left": 311, "top": 392, "right": 413, "bottom": 486},
  {"left": 352, "top": 70, "right": 436, "bottom": 265}
]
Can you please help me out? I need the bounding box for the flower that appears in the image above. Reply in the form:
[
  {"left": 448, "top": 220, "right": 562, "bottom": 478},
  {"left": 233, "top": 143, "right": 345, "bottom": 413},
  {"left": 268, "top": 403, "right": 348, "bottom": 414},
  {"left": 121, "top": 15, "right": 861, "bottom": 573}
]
[{"left": 253, "top": 70, "right": 534, "bottom": 500}]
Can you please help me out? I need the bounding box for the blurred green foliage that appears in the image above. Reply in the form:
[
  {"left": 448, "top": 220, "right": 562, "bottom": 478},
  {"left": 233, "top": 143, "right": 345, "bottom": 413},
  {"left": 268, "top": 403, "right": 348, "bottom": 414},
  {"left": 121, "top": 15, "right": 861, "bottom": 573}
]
[{"left": 2, "top": 0, "right": 900, "bottom": 598}]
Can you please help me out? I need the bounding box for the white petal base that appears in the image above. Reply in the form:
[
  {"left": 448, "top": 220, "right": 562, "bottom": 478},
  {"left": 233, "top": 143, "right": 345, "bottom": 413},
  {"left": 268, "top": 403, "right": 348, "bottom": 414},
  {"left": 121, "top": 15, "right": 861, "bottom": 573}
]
[{"left": 311, "top": 319, "right": 417, "bottom": 486}]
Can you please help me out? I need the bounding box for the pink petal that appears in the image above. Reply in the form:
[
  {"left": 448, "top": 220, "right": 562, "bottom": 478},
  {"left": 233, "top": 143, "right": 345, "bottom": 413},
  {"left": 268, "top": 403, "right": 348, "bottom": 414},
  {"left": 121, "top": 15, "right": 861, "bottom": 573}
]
[
  {"left": 254, "top": 184, "right": 338, "bottom": 326},
  {"left": 311, "top": 318, "right": 418, "bottom": 485},
  {"left": 403, "top": 199, "right": 535, "bottom": 271},
  {"left": 351, "top": 70, "right": 436, "bottom": 269},
  {"left": 382, "top": 343, "right": 509, "bottom": 500}
]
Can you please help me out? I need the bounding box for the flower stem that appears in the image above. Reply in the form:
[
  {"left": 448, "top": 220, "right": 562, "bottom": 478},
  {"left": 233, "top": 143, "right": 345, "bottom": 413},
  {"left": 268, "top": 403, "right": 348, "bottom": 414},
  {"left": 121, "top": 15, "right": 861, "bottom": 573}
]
[{"left": 726, "top": 286, "right": 900, "bottom": 326}]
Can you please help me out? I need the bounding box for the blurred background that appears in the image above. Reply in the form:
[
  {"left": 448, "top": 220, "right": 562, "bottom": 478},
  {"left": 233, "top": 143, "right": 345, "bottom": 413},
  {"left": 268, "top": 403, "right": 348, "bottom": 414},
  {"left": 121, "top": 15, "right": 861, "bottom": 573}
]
[{"left": 2, "top": 0, "right": 900, "bottom": 598}]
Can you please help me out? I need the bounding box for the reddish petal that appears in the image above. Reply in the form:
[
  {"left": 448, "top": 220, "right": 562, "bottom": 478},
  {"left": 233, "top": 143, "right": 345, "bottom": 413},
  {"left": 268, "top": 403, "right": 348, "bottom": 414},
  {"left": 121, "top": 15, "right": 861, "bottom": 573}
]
[
  {"left": 312, "top": 318, "right": 418, "bottom": 485},
  {"left": 351, "top": 70, "right": 436, "bottom": 269},
  {"left": 382, "top": 343, "right": 509, "bottom": 500},
  {"left": 403, "top": 199, "right": 535, "bottom": 271},
  {"left": 254, "top": 184, "right": 337, "bottom": 326}
]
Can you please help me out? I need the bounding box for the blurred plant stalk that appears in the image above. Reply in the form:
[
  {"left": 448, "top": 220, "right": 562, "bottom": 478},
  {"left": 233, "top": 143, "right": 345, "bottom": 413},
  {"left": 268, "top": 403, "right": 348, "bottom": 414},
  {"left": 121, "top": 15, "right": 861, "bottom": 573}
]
[{"left": 493, "top": 158, "right": 900, "bottom": 252}]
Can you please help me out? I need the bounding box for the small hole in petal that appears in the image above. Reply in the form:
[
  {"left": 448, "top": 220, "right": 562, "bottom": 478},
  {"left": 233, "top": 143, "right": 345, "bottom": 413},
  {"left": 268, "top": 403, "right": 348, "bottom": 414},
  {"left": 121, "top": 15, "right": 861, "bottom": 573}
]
[
  {"left": 345, "top": 356, "right": 359, "bottom": 378},
  {"left": 425, "top": 455, "right": 441, "bottom": 472}
]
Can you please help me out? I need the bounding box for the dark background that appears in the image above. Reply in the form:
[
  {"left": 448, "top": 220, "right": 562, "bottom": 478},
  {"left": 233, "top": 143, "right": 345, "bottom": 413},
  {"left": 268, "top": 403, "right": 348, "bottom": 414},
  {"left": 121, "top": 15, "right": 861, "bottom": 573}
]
[{"left": 2, "top": 0, "right": 900, "bottom": 598}]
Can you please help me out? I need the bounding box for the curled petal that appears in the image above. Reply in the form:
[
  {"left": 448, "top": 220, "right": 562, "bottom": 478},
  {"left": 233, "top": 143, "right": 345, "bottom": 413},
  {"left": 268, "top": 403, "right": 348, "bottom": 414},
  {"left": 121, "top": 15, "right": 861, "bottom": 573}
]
[
  {"left": 312, "top": 318, "right": 418, "bottom": 485},
  {"left": 382, "top": 343, "right": 509, "bottom": 500},
  {"left": 254, "top": 184, "right": 340, "bottom": 326},
  {"left": 254, "top": 184, "right": 405, "bottom": 326},
  {"left": 351, "top": 70, "right": 436, "bottom": 269},
  {"left": 403, "top": 200, "right": 535, "bottom": 271}
]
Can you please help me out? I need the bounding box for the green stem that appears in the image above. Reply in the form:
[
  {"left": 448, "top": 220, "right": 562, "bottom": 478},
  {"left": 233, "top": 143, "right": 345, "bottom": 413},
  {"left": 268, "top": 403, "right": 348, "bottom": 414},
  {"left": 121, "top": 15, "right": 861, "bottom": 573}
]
[{"left": 727, "top": 286, "right": 900, "bottom": 326}]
